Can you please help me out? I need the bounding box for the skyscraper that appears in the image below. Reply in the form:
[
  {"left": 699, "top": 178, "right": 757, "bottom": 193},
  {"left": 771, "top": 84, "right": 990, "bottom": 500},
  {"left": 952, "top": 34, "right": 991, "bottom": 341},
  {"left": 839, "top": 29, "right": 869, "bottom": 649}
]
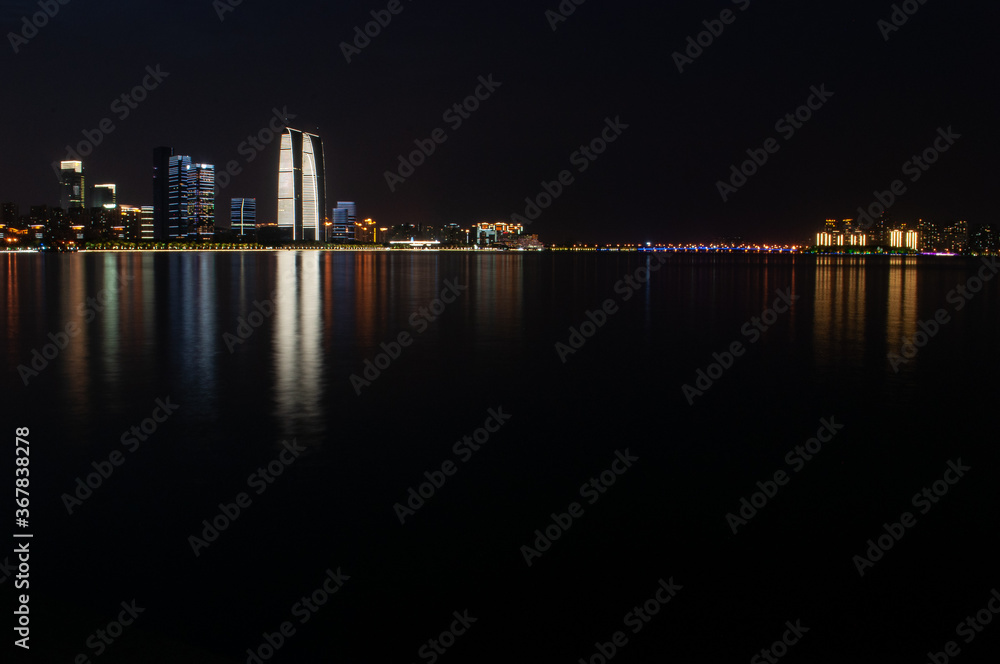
[
  {"left": 943, "top": 220, "right": 968, "bottom": 253},
  {"left": 331, "top": 206, "right": 352, "bottom": 242},
  {"left": 152, "top": 146, "right": 173, "bottom": 240},
  {"left": 119, "top": 206, "right": 144, "bottom": 241},
  {"left": 917, "top": 218, "right": 939, "bottom": 252},
  {"left": 167, "top": 155, "right": 191, "bottom": 238},
  {"left": 91, "top": 184, "right": 117, "bottom": 209},
  {"left": 332, "top": 201, "right": 356, "bottom": 242},
  {"left": 186, "top": 163, "right": 215, "bottom": 239},
  {"left": 167, "top": 156, "right": 215, "bottom": 239},
  {"left": 231, "top": 198, "right": 257, "bottom": 237},
  {"left": 140, "top": 206, "right": 155, "bottom": 241},
  {"left": 59, "top": 161, "right": 85, "bottom": 210},
  {"left": 337, "top": 201, "right": 356, "bottom": 227},
  {"left": 277, "top": 128, "right": 326, "bottom": 241}
]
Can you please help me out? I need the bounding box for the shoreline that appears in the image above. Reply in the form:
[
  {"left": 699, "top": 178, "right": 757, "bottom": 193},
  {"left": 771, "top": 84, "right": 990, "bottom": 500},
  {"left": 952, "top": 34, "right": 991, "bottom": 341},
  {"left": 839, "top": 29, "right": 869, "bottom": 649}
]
[{"left": 0, "top": 248, "right": 976, "bottom": 256}]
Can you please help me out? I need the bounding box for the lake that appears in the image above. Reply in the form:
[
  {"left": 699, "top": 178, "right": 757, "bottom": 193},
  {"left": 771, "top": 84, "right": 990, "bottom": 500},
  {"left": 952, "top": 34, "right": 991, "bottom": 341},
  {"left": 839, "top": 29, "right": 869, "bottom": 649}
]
[{"left": 3, "top": 251, "right": 998, "bottom": 662}]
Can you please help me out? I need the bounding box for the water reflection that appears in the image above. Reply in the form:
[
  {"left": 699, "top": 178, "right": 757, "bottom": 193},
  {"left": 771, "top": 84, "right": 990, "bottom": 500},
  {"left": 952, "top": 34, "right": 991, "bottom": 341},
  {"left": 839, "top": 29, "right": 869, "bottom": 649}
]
[
  {"left": 471, "top": 254, "right": 523, "bottom": 353},
  {"left": 273, "top": 252, "right": 324, "bottom": 443},
  {"left": 61, "top": 254, "right": 90, "bottom": 414},
  {"left": 886, "top": 257, "right": 919, "bottom": 351},
  {"left": 168, "top": 253, "right": 218, "bottom": 416},
  {"left": 812, "top": 256, "right": 919, "bottom": 369},
  {"left": 813, "top": 256, "right": 866, "bottom": 355}
]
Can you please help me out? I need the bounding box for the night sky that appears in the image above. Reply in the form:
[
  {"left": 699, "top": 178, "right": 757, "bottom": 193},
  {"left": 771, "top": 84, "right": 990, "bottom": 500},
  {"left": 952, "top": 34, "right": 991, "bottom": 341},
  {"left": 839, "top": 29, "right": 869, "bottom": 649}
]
[{"left": 2, "top": 0, "right": 998, "bottom": 244}]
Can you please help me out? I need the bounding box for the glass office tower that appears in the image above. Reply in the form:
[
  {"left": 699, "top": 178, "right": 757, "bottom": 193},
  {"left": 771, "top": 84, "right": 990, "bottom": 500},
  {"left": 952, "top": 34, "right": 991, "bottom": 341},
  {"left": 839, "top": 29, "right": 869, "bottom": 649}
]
[
  {"left": 231, "top": 198, "right": 257, "bottom": 237},
  {"left": 277, "top": 128, "right": 326, "bottom": 241}
]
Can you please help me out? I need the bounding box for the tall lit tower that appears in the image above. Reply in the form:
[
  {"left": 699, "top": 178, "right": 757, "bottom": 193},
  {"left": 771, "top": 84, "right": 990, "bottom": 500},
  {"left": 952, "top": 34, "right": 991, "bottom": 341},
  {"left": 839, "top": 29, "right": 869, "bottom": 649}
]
[
  {"left": 59, "top": 161, "right": 85, "bottom": 209},
  {"left": 167, "top": 156, "right": 215, "bottom": 239},
  {"left": 186, "top": 163, "right": 215, "bottom": 239},
  {"left": 167, "top": 155, "right": 191, "bottom": 238},
  {"left": 231, "top": 198, "right": 257, "bottom": 236},
  {"left": 153, "top": 146, "right": 173, "bottom": 240},
  {"left": 277, "top": 128, "right": 326, "bottom": 241}
]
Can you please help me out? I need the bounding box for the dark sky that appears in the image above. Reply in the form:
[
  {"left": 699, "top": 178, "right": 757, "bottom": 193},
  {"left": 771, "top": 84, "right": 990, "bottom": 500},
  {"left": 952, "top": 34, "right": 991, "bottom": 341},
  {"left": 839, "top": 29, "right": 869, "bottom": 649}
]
[{"left": 2, "top": 0, "right": 998, "bottom": 244}]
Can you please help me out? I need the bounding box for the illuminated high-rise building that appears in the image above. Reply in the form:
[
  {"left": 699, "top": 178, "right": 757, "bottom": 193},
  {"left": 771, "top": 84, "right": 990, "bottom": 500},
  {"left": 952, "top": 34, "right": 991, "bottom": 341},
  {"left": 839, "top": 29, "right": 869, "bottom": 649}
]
[
  {"left": 331, "top": 207, "right": 350, "bottom": 242},
  {"left": 167, "top": 156, "right": 215, "bottom": 239},
  {"left": 186, "top": 163, "right": 215, "bottom": 239},
  {"left": 277, "top": 128, "right": 326, "bottom": 241},
  {"left": 59, "top": 161, "right": 85, "bottom": 209},
  {"left": 916, "top": 219, "right": 939, "bottom": 252},
  {"left": 152, "top": 146, "right": 173, "bottom": 240},
  {"left": 331, "top": 201, "right": 356, "bottom": 242},
  {"left": 167, "top": 155, "right": 191, "bottom": 238},
  {"left": 91, "top": 184, "right": 117, "bottom": 209},
  {"left": 943, "top": 220, "right": 968, "bottom": 253},
  {"left": 336, "top": 201, "right": 356, "bottom": 226},
  {"left": 119, "top": 205, "right": 144, "bottom": 241},
  {"left": 140, "top": 206, "right": 155, "bottom": 241},
  {"left": 231, "top": 198, "right": 256, "bottom": 236}
]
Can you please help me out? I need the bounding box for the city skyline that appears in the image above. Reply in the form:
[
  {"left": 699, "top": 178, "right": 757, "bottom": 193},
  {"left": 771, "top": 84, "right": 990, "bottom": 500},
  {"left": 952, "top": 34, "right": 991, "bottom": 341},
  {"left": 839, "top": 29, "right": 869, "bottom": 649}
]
[
  {"left": 2, "top": 1, "right": 996, "bottom": 244},
  {"left": 5, "top": 3, "right": 1000, "bottom": 660},
  {"left": 1, "top": 144, "right": 991, "bottom": 249}
]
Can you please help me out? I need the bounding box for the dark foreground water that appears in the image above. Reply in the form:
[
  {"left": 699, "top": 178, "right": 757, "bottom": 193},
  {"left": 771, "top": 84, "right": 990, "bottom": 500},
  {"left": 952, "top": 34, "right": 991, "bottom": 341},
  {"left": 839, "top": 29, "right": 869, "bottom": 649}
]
[{"left": 2, "top": 251, "right": 999, "bottom": 663}]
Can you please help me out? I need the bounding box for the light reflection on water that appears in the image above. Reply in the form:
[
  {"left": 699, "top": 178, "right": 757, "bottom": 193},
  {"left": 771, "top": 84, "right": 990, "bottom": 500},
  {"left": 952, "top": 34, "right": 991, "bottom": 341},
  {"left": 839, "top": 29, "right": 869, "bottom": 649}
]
[{"left": 2, "top": 251, "right": 996, "bottom": 445}]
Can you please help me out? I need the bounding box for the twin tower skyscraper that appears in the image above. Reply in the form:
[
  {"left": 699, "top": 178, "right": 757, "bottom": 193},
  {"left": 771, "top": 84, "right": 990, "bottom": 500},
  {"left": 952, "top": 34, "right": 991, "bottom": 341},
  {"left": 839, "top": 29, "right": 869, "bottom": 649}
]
[
  {"left": 152, "top": 127, "right": 326, "bottom": 241},
  {"left": 277, "top": 127, "right": 326, "bottom": 241}
]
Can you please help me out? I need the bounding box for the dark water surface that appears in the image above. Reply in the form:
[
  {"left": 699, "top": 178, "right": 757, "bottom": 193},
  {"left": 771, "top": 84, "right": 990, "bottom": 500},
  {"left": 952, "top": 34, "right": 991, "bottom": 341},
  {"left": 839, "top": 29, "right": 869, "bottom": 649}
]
[{"left": 3, "top": 251, "right": 999, "bottom": 662}]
